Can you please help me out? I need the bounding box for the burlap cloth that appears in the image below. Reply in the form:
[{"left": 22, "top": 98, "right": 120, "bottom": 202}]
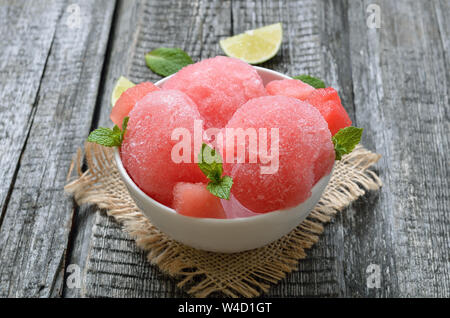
[{"left": 65, "top": 143, "right": 382, "bottom": 297}]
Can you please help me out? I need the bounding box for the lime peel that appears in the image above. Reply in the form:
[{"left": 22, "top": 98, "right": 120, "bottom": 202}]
[
  {"left": 111, "top": 76, "right": 135, "bottom": 107},
  {"left": 220, "top": 23, "right": 283, "bottom": 64}
]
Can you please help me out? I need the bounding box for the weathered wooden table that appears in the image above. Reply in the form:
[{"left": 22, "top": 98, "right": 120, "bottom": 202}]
[{"left": 0, "top": 0, "right": 448, "bottom": 298}]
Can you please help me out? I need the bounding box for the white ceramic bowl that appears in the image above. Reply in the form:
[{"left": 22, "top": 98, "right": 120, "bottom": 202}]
[{"left": 114, "top": 67, "right": 332, "bottom": 253}]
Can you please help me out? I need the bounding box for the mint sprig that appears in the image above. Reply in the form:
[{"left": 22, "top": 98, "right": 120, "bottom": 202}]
[
  {"left": 145, "top": 48, "right": 193, "bottom": 77},
  {"left": 198, "top": 143, "right": 233, "bottom": 200},
  {"left": 332, "top": 126, "right": 363, "bottom": 160},
  {"left": 207, "top": 176, "right": 233, "bottom": 200},
  {"left": 293, "top": 74, "right": 326, "bottom": 89},
  {"left": 87, "top": 117, "right": 129, "bottom": 147}
]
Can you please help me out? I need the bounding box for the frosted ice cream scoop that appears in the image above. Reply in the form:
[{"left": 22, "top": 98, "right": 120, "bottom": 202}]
[{"left": 163, "top": 56, "right": 266, "bottom": 128}]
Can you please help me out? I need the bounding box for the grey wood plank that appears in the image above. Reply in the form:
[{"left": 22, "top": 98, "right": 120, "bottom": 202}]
[
  {"left": 346, "top": 0, "right": 450, "bottom": 297},
  {"left": 62, "top": 0, "right": 138, "bottom": 296},
  {"left": 83, "top": 214, "right": 186, "bottom": 298},
  {"left": 434, "top": 0, "right": 450, "bottom": 59},
  {"left": 0, "top": 0, "right": 116, "bottom": 297},
  {"left": 74, "top": 0, "right": 232, "bottom": 298},
  {"left": 316, "top": 0, "right": 398, "bottom": 298},
  {"left": 0, "top": 0, "right": 62, "bottom": 230}
]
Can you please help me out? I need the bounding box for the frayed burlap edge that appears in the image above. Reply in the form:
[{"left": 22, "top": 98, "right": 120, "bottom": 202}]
[{"left": 64, "top": 143, "right": 382, "bottom": 298}]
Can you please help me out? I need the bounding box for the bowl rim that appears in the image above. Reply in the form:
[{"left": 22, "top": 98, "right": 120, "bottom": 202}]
[{"left": 114, "top": 66, "right": 332, "bottom": 224}]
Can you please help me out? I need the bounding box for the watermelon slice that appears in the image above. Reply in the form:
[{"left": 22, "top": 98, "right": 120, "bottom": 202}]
[
  {"left": 305, "top": 87, "right": 352, "bottom": 135},
  {"left": 110, "top": 82, "right": 159, "bottom": 128},
  {"left": 173, "top": 183, "right": 226, "bottom": 219}
]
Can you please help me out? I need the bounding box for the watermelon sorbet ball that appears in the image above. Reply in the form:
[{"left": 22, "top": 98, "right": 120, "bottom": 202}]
[
  {"left": 223, "top": 95, "right": 334, "bottom": 213},
  {"left": 266, "top": 79, "right": 315, "bottom": 100},
  {"left": 163, "top": 56, "right": 266, "bottom": 129},
  {"left": 121, "top": 90, "right": 206, "bottom": 207},
  {"left": 305, "top": 87, "right": 352, "bottom": 135},
  {"left": 110, "top": 82, "right": 159, "bottom": 128}
]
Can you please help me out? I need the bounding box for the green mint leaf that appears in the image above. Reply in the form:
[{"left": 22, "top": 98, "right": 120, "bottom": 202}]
[
  {"left": 145, "top": 48, "right": 193, "bottom": 77},
  {"left": 198, "top": 144, "right": 223, "bottom": 183},
  {"left": 112, "top": 125, "right": 121, "bottom": 135},
  {"left": 87, "top": 128, "right": 122, "bottom": 147},
  {"left": 87, "top": 116, "right": 129, "bottom": 147},
  {"left": 197, "top": 143, "right": 233, "bottom": 199},
  {"left": 120, "top": 116, "right": 129, "bottom": 143},
  {"left": 207, "top": 176, "right": 233, "bottom": 200},
  {"left": 292, "top": 75, "right": 326, "bottom": 89},
  {"left": 332, "top": 126, "right": 363, "bottom": 160}
]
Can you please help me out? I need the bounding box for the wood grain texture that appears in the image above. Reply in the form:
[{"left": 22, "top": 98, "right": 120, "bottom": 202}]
[
  {"left": 346, "top": 0, "right": 450, "bottom": 297},
  {"left": 0, "top": 0, "right": 62, "bottom": 231},
  {"left": 0, "top": 0, "right": 116, "bottom": 297},
  {"left": 316, "top": 0, "right": 396, "bottom": 298},
  {"left": 1, "top": 0, "right": 449, "bottom": 298}
]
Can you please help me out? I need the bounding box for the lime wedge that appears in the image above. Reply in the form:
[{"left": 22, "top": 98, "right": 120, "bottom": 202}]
[
  {"left": 219, "top": 23, "right": 283, "bottom": 64},
  {"left": 111, "top": 76, "right": 135, "bottom": 107}
]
